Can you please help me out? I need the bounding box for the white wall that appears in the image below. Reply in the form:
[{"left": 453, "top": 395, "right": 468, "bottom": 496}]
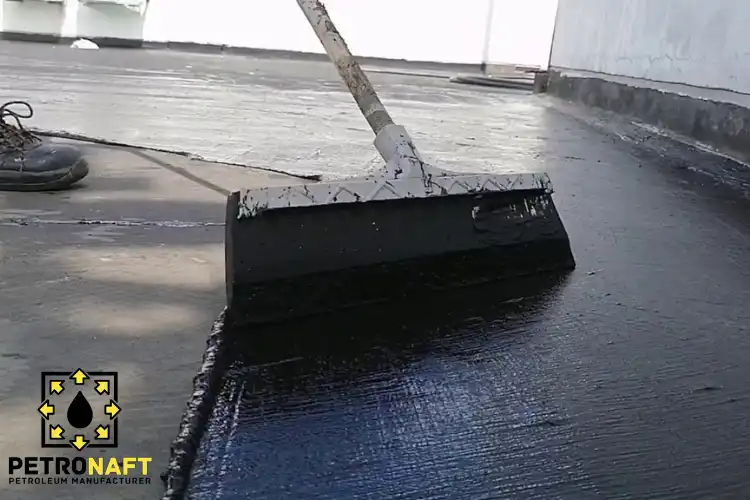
[
  {"left": 550, "top": 0, "right": 750, "bottom": 93},
  {"left": 1, "top": 1, "right": 65, "bottom": 35},
  {"left": 144, "top": 0, "right": 489, "bottom": 64},
  {"left": 0, "top": 0, "right": 558, "bottom": 67},
  {"left": 0, "top": 0, "right": 489, "bottom": 64},
  {"left": 78, "top": 3, "right": 144, "bottom": 40},
  {"left": 486, "top": 0, "right": 558, "bottom": 69}
]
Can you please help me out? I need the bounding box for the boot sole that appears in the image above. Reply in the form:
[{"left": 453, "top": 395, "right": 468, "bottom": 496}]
[{"left": 0, "top": 158, "right": 90, "bottom": 192}]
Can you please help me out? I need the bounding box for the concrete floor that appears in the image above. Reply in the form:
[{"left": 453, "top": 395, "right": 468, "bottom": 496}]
[
  {"left": 0, "top": 41, "right": 749, "bottom": 499},
  {"left": 0, "top": 41, "right": 572, "bottom": 179},
  {"left": 0, "top": 142, "right": 309, "bottom": 499}
]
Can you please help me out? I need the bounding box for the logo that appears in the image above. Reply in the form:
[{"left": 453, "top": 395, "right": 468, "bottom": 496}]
[
  {"left": 8, "top": 369, "right": 152, "bottom": 486},
  {"left": 38, "top": 368, "right": 119, "bottom": 451}
]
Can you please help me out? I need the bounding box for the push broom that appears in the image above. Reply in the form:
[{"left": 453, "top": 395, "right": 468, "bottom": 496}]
[{"left": 225, "top": 0, "right": 575, "bottom": 324}]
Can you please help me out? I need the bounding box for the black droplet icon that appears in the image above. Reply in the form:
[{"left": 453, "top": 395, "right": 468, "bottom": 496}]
[{"left": 67, "top": 391, "right": 93, "bottom": 429}]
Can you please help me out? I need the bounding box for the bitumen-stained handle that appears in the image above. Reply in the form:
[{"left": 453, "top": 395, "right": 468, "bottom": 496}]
[{"left": 296, "top": 0, "right": 394, "bottom": 135}]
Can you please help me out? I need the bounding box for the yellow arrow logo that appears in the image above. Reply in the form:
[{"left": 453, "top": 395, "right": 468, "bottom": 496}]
[
  {"left": 95, "top": 425, "right": 109, "bottom": 440},
  {"left": 50, "top": 380, "right": 64, "bottom": 395},
  {"left": 70, "top": 369, "right": 88, "bottom": 385},
  {"left": 104, "top": 400, "right": 121, "bottom": 419},
  {"left": 95, "top": 380, "right": 109, "bottom": 395},
  {"left": 38, "top": 400, "right": 55, "bottom": 419},
  {"left": 50, "top": 425, "right": 65, "bottom": 440},
  {"left": 70, "top": 435, "right": 88, "bottom": 451}
]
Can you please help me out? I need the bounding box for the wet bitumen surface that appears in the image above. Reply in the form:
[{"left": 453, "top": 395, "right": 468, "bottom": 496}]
[
  {"left": 188, "top": 126, "right": 750, "bottom": 499},
  {"left": 1, "top": 42, "right": 749, "bottom": 499}
]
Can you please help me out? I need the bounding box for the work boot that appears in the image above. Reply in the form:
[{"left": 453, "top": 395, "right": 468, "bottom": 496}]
[{"left": 0, "top": 100, "right": 89, "bottom": 191}]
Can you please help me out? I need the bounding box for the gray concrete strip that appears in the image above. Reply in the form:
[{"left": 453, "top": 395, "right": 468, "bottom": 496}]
[
  {"left": 0, "top": 223, "right": 225, "bottom": 499},
  {"left": 0, "top": 141, "right": 309, "bottom": 499},
  {"left": 1, "top": 144, "right": 224, "bottom": 224},
  {"left": 0, "top": 140, "right": 313, "bottom": 226}
]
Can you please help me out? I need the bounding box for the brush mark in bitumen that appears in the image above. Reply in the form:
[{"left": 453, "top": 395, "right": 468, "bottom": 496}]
[{"left": 190, "top": 102, "right": 749, "bottom": 498}]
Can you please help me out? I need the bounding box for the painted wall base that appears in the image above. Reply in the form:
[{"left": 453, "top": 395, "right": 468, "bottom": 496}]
[{"left": 547, "top": 68, "right": 750, "bottom": 165}]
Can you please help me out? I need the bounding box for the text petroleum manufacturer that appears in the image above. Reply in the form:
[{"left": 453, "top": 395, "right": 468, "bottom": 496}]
[{"left": 8, "top": 456, "right": 152, "bottom": 485}]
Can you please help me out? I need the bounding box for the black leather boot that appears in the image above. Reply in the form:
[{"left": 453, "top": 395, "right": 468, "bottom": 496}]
[{"left": 0, "top": 101, "right": 89, "bottom": 191}]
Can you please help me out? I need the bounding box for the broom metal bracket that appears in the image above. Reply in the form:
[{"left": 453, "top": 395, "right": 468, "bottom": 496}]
[
  {"left": 235, "top": 171, "right": 553, "bottom": 219},
  {"left": 374, "top": 124, "right": 427, "bottom": 180}
]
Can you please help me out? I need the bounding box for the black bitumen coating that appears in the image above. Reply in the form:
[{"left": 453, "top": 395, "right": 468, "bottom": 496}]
[
  {"left": 193, "top": 96, "right": 750, "bottom": 498},
  {"left": 1, "top": 40, "right": 749, "bottom": 500}
]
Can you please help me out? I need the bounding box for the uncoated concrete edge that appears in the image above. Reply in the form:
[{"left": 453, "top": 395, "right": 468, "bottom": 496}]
[
  {"left": 547, "top": 68, "right": 750, "bottom": 166},
  {"left": 161, "top": 309, "right": 232, "bottom": 500}
]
